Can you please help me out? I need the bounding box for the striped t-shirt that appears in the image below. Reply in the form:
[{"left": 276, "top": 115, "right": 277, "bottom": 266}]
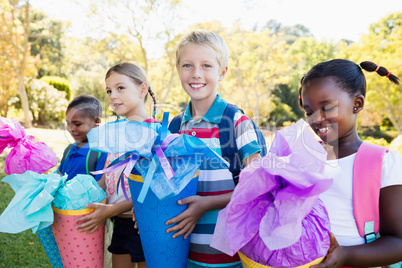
[{"left": 173, "top": 94, "right": 261, "bottom": 267}]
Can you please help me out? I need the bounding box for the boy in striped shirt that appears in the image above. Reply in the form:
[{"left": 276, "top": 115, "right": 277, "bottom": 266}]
[{"left": 166, "top": 29, "right": 262, "bottom": 268}]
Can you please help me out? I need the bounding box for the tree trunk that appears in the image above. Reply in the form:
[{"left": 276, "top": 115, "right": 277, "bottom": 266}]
[{"left": 18, "top": 75, "right": 32, "bottom": 128}]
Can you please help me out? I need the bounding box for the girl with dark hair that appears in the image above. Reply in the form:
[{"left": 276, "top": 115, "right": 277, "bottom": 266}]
[{"left": 299, "top": 59, "right": 402, "bottom": 267}]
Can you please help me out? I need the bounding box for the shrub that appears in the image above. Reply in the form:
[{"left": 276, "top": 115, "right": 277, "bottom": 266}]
[
  {"left": 362, "top": 136, "right": 389, "bottom": 147},
  {"left": 25, "top": 79, "right": 68, "bottom": 127},
  {"left": 40, "top": 76, "right": 71, "bottom": 100}
]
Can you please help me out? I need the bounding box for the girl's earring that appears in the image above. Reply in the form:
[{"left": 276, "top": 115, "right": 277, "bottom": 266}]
[{"left": 354, "top": 107, "right": 358, "bottom": 111}]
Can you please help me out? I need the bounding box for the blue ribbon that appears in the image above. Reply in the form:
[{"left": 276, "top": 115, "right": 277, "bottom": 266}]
[
  {"left": 136, "top": 112, "right": 175, "bottom": 203},
  {"left": 91, "top": 112, "right": 177, "bottom": 204}
]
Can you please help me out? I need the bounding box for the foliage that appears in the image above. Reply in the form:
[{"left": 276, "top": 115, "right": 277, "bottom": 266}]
[
  {"left": 0, "top": 66, "right": 17, "bottom": 117},
  {"left": 341, "top": 12, "right": 402, "bottom": 133},
  {"left": 72, "top": 65, "right": 109, "bottom": 109},
  {"left": 62, "top": 37, "right": 109, "bottom": 105},
  {"left": 268, "top": 96, "right": 298, "bottom": 127},
  {"left": 0, "top": 0, "right": 39, "bottom": 128},
  {"left": 29, "top": 8, "right": 68, "bottom": 78},
  {"left": 264, "top": 19, "right": 313, "bottom": 45},
  {"left": 358, "top": 126, "right": 398, "bottom": 144},
  {"left": 362, "top": 136, "right": 390, "bottom": 147},
  {"left": 13, "top": 79, "right": 68, "bottom": 127},
  {"left": 222, "top": 26, "right": 291, "bottom": 126},
  {"left": 40, "top": 76, "right": 71, "bottom": 100},
  {"left": 284, "top": 36, "right": 337, "bottom": 120},
  {"left": 389, "top": 135, "right": 402, "bottom": 154}
]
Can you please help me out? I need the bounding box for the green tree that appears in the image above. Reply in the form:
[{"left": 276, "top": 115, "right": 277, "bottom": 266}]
[
  {"left": 223, "top": 26, "right": 291, "bottom": 126},
  {"left": 0, "top": 42, "right": 17, "bottom": 117},
  {"left": 285, "top": 36, "right": 337, "bottom": 119},
  {"left": 265, "top": 19, "right": 312, "bottom": 45},
  {"left": 29, "top": 9, "right": 67, "bottom": 78},
  {"left": 0, "top": 0, "right": 38, "bottom": 127},
  {"left": 85, "top": 0, "right": 184, "bottom": 114},
  {"left": 344, "top": 12, "right": 402, "bottom": 133},
  {"left": 62, "top": 36, "right": 109, "bottom": 104}
]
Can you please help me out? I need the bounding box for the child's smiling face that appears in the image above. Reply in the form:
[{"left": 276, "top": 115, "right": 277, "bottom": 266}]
[
  {"left": 301, "top": 77, "right": 358, "bottom": 144},
  {"left": 177, "top": 44, "right": 227, "bottom": 104},
  {"left": 66, "top": 108, "right": 97, "bottom": 145},
  {"left": 106, "top": 72, "right": 147, "bottom": 120}
]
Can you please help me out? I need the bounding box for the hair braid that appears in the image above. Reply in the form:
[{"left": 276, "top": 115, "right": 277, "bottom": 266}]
[
  {"left": 148, "top": 86, "right": 158, "bottom": 119},
  {"left": 360, "top": 61, "right": 400, "bottom": 85}
]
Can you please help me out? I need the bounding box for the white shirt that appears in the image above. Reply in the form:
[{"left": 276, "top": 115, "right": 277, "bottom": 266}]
[{"left": 320, "top": 150, "right": 402, "bottom": 246}]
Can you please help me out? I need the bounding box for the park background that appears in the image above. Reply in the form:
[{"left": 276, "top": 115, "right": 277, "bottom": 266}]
[{"left": 0, "top": 0, "right": 401, "bottom": 266}]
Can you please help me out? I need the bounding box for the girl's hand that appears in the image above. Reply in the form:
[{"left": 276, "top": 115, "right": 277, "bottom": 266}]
[
  {"left": 75, "top": 203, "right": 112, "bottom": 234},
  {"left": 132, "top": 207, "right": 139, "bottom": 232},
  {"left": 312, "top": 232, "right": 345, "bottom": 268},
  {"left": 131, "top": 207, "right": 137, "bottom": 228},
  {"left": 165, "top": 195, "right": 208, "bottom": 240}
]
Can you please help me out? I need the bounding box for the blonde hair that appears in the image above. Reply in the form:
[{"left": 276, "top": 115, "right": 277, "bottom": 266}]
[
  {"left": 106, "top": 62, "right": 158, "bottom": 118},
  {"left": 175, "top": 29, "right": 229, "bottom": 72}
]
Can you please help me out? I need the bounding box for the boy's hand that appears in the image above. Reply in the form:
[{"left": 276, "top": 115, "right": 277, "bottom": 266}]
[
  {"left": 75, "top": 203, "right": 111, "bottom": 234},
  {"left": 311, "top": 232, "right": 344, "bottom": 268},
  {"left": 165, "top": 195, "right": 209, "bottom": 240}
]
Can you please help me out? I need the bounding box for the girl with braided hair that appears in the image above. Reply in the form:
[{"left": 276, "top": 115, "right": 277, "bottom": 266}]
[
  {"left": 298, "top": 59, "right": 402, "bottom": 267},
  {"left": 75, "top": 62, "right": 159, "bottom": 268}
]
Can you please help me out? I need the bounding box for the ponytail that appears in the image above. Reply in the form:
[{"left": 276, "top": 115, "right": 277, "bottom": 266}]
[
  {"left": 147, "top": 86, "right": 158, "bottom": 119},
  {"left": 360, "top": 61, "right": 400, "bottom": 85}
]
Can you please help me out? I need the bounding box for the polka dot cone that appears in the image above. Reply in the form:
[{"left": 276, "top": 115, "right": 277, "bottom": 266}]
[
  {"left": 52, "top": 209, "right": 104, "bottom": 268},
  {"left": 36, "top": 227, "right": 64, "bottom": 267},
  {"left": 128, "top": 173, "right": 199, "bottom": 268}
]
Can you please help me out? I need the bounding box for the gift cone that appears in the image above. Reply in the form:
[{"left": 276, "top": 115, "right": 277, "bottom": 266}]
[
  {"left": 128, "top": 172, "right": 199, "bottom": 268},
  {"left": 52, "top": 201, "right": 106, "bottom": 268},
  {"left": 36, "top": 226, "right": 64, "bottom": 267}
]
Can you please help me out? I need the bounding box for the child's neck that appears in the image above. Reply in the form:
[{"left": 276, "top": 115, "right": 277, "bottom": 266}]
[
  {"left": 125, "top": 111, "right": 150, "bottom": 122},
  {"left": 324, "top": 135, "right": 363, "bottom": 160},
  {"left": 76, "top": 142, "right": 88, "bottom": 149},
  {"left": 190, "top": 96, "right": 216, "bottom": 121}
]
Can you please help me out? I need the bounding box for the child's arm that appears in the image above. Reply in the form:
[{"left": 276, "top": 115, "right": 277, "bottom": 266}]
[
  {"left": 313, "top": 185, "right": 402, "bottom": 267},
  {"left": 166, "top": 192, "right": 232, "bottom": 239},
  {"left": 75, "top": 198, "right": 133, "bottom": 234},
  {"left": 94, "top": 152, "right": 108, "bottom": 182},
  {"left": 96, "top": 174, "right": 106, "bottom": 191}
]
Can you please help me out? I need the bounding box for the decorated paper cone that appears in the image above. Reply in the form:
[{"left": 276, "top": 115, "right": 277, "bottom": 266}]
[
  {"left": 36, "top": 226, "right": 64, "bottom": 268},
  {"left": 52, "top": 200, "right": 106, "bottom": 268},
  {"left": 128, "top": 171, "right": 199, "bottom": 268},
  {"left": 238, "top": 252, "right": 324, "bottom": 268}
]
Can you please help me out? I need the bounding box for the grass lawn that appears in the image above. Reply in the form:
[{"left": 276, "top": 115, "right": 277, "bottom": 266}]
[{"left": 0, "top": 127, "right": 69, "bottom": 267}]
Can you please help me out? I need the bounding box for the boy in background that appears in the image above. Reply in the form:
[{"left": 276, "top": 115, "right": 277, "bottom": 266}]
[
  {"left": 167, "top": 29, "right": 263, "bottom": 268},
  {"left": 58, "top": 94, "right": 107, "bottom": 183}
]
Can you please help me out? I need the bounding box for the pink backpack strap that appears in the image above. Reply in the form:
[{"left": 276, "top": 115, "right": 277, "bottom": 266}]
[{"left": 353, "top": 142, "right": 388, "bottom": 243}]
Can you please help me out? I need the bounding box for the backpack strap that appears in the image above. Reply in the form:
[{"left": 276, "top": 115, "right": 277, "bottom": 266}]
[
  {"left": 220, "top": 103, "right": 242, "bottom": 174},
  {"left": 220, "top": 103, "right": 268, "bottom": 185},
  {"left": 86, "top": 150, "right": 101, "bottom": 175},
  {"left": 60, "top": 144, "right": 74, "bottom": 174},
  {"left": 168, "top": 112, "right": 184, "bottom": 134},
  {"left": 353, "top": 142, "right": 388, "bottom": 243},
  {"left": 61, "top": 144, "right": 74, "bottom": 163}
]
